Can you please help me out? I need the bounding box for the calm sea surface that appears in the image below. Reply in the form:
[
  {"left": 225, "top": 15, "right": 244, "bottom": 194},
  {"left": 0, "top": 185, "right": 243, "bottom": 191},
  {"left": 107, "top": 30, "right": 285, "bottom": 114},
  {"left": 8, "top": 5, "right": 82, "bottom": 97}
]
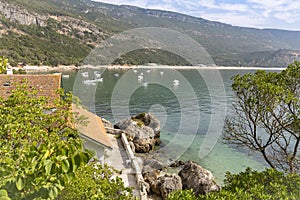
[{"left": 61, "top": 67, "right": 278, "bottom": 183}]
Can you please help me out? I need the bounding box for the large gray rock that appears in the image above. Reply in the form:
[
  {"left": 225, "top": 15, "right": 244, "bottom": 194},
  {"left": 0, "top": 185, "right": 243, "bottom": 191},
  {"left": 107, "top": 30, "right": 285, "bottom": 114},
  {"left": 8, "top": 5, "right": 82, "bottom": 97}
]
[
  {"left": 114, "top": 112, "right": 161, "bottom": 153},
  {"left": 142, "top": 165, "right": 160, "bottom": 187},
  {"left": 151, "top": 174, "right": 182, "bottom": 199},
  {"left": 178, "top": 161, "right": 220, "bottom": 196}
]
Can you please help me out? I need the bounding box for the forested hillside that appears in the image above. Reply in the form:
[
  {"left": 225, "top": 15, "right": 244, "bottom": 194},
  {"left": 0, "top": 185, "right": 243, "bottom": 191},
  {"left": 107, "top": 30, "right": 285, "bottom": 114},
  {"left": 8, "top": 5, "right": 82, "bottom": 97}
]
[{"left": 0, "top": 0, "right": 299, "bottom": 67}]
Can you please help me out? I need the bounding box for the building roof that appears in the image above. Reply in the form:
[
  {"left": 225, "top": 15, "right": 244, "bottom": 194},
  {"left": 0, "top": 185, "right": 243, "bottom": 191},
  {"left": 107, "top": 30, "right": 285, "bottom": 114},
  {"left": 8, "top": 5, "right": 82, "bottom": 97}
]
[
  {"left": 0, "top": 74, "right": 61, "bottom": 101},
  {"left": 72, "top": 104, "right": 112, "bottom": 149}
]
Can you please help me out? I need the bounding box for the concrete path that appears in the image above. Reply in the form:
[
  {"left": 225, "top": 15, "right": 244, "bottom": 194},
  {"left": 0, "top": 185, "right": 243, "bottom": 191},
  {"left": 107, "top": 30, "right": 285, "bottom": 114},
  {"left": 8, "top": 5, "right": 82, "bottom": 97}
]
[{"left": 105, "top": 133, "right": 140, "bottom": 198}]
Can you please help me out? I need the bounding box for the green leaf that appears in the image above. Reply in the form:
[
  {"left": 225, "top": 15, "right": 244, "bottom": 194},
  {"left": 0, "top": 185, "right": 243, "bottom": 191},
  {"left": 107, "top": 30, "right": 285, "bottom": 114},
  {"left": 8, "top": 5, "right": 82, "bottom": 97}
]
[
  {"left": 0, "top": 197, "right": 11, "bottom": 200},
  {"left": 62, "top": 160, "right": 70, "bottom": 173},
  {"left": 45, "top": 160, "right": 53, "bottom": 175},
  {"left": 0, "top": 190, "right": 8, "bottom": 197},
  {"left": 49, "top": 187, "right": 58, "bottom": 199},
  {"left": 16, "top": 177, "right": 25, "bottom": 191}
]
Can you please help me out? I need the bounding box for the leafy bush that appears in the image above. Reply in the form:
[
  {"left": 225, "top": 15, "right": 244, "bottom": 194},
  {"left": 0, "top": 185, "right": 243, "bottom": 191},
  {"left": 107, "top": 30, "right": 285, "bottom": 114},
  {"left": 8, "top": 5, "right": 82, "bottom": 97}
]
[
  {"left": 168, "top": 168, "right": 300, "bottom": 200},
  {"left": 0, "top": 83, "right": 92, "bottom": 199},
  {"left": 58, "top": 162, "right": 134, "bottom": 200}
]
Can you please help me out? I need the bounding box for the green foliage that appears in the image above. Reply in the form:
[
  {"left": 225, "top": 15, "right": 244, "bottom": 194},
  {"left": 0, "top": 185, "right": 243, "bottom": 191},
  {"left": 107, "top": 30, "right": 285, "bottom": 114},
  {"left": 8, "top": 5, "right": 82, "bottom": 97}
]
[
  {"left": 168, "top": 189, "right": 197, "bottom": 200},
  {"left": 0, "top": 189, "right": 11, "bottom": 200},
  {"left": 204, "top": 168, "right": 300, "bottom": 200},
  {"left": 0, "top": 20, "right": 91, "bottom": 67},
  {"left": 224, "top": 61, "right": 300, "bottom": 173},
  {"left": 0, "top": 57, "right": 8, "bottom": 74},
  {"left": 168, "top": 168, "right": 300, "bottom": 200},
  {"left": 12, "top": 69, "right": 27, "bottom": 74},
  {"left": 58, "top": 162, "right": 134, "bottom": 200},
  {"left": 112, "top": 49, "right": 191, "bottom": 66},
  {"left": 0, "top": 83, "right": 92, "bottom": 199}
]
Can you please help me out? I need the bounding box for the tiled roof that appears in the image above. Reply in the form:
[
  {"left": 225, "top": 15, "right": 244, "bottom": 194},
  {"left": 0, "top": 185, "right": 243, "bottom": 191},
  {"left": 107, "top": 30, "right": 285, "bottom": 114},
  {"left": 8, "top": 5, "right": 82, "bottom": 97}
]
[
  {"left": 72, "top": 104, "right": 112, "bottom": 149},
  {"left": 0, "top": 74, "right": 61, "bottom": 101}
]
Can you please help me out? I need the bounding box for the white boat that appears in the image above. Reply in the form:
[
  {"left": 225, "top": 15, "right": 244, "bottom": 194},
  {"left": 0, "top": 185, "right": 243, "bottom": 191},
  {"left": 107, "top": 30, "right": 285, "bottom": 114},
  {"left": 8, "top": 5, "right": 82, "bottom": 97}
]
[
  {"left": 137, "top": 75, "right": 143, "bottom": 80},
  {"left": 160, "top": 71, "right": 164, "bottom": 76},
  {"left": 95, "top": 78, "right": 103, "bottom": 82},
  {"left": 133, "top": 70, "right": 138, "bottom": 73},
  {"left": 146, "top": 70, "right": 151, "bottom": 73},
  {"left": 81, "top": 72, "right": 89, "bottom": 78},
  {"left": 114, "top": 73, "right": 119, "bottom": 77},
  {"left": 83, "top": 80, "right": 97, "bottom": 86},
  {"left": 95, "top": 73, "right": 101, "bottom": 78},
  {"left": 173, "top": 80, "right": 180, "bottom": 86},
  {"left": 62, "top": 74, "right": 69, "bottom": 78}
]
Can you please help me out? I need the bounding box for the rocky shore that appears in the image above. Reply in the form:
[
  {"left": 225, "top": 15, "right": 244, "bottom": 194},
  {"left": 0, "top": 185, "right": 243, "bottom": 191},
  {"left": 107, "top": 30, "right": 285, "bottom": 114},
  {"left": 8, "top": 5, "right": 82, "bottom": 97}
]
[{"left": 104, "top": 112, "right": 220, "bottom": 199}]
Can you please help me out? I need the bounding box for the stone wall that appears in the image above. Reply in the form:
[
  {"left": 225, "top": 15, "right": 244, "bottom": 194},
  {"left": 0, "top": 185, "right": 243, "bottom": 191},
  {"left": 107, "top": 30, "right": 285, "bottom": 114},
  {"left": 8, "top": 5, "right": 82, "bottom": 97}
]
[{"left": 121, "top": 133, "right": 148, "bottom": 200}]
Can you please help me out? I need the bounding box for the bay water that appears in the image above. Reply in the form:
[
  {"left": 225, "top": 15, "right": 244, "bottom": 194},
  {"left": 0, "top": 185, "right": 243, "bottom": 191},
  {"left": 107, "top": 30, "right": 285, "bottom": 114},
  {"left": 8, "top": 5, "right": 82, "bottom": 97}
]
[{"left": 61, "top": 67, "right": 274, "bottom": 183}]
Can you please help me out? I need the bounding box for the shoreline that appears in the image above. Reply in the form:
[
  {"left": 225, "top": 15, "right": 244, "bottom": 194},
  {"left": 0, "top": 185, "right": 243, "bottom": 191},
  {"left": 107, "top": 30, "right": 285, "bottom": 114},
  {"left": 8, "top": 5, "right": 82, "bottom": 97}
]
[{"left": 18, "top": 65, "right": 286, "bottom": 72}]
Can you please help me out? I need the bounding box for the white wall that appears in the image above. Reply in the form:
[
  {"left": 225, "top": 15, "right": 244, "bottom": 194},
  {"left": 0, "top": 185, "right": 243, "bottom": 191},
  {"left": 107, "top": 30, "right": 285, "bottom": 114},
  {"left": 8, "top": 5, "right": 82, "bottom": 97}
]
[{"left": 82, "top": 139, "right": 105, "bottom": 165}]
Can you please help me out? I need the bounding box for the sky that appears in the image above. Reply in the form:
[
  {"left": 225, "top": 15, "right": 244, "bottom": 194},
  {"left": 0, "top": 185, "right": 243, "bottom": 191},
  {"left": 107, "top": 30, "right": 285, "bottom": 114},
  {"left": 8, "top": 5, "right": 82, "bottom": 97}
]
[{"left": 93, "top": 0, "right": 300, "bottom": 31}]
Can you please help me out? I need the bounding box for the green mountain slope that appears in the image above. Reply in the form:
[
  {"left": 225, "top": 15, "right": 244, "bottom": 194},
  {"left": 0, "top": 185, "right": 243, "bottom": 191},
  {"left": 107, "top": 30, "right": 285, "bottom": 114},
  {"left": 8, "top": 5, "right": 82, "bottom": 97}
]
[{"left": 0, "top": 0, "right": 299, "bottom": 67}]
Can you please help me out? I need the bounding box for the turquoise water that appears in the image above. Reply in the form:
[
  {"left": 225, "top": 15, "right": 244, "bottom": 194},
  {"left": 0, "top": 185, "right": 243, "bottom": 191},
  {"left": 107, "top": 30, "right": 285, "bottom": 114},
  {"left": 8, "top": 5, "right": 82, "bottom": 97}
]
[{"left": 62, "top": 68, "right": 269, "bottom": 183}]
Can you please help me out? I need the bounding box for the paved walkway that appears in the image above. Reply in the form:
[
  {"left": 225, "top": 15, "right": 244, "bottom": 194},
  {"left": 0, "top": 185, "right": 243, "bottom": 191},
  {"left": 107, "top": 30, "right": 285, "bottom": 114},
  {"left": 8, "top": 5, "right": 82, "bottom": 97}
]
[{"left": 105, "top": 133, "right": 140, "bottom": 198}]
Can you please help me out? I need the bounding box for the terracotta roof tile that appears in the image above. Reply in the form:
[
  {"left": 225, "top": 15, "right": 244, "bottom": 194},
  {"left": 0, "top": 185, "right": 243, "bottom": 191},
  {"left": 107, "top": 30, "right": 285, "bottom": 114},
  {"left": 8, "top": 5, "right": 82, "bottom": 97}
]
[
  {"left": 72, "top": 104, "right": 112, "bottom": 149},
  {"left": 0, "top": 74, "right": 61, "bottom": 102}
]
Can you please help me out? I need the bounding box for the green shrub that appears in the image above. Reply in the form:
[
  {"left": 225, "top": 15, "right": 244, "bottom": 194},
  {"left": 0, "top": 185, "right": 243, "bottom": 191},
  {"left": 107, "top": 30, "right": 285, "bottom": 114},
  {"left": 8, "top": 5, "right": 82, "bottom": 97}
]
[
  {"left": 168, "top": 168, "right": 300, "bottom": 200},
  {"left": 58, "top": 162, "right": 134, "bottom": 200}
]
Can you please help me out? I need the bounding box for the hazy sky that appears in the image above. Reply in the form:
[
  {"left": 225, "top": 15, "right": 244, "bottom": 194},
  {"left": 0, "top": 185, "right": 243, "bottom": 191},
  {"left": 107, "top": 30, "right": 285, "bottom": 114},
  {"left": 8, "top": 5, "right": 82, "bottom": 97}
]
[{"left": 93, "top": 0, "right": 300, "bottom": 31}]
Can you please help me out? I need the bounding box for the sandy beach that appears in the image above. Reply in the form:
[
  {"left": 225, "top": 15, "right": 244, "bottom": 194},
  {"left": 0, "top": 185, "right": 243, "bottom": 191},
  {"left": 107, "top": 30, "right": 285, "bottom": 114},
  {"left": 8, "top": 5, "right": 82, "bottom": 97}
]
[{"left": 18, "top": 64, "right": 286, "bottom": 72}]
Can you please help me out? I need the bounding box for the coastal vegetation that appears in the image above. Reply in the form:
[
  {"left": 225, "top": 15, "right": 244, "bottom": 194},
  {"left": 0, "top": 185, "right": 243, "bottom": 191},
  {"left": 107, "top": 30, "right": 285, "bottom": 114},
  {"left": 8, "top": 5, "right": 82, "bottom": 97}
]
[
  {"left": 0, "top": 57, "right": 8, "bottom": 74},
  {"left": 0, "top": 83, "right": 133, "bottom": 199},
  {"left": 224, "top": 61, "right": 300, "bottom": 173},
  {"left": 112, "top": 49, "right": 191, "bottom": 66},
  {"left": 168, "top": 168, "right": 300, "bottom": 199}
]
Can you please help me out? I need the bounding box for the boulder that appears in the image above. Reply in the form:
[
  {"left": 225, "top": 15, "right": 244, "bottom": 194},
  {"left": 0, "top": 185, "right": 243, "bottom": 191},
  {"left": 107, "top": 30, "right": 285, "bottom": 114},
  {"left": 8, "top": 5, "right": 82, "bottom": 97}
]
[
  {"left": 178, "top": 161, "right": 220, "bottom": 196},
  {"left": 151, "top": 174, "right": 182, "bottom": 199},
  {"left": 114, "top": 112, "right": 161, "bottom": 153},
  {"left": 142, "top": 165, "right": 160, "bottom": 186}
]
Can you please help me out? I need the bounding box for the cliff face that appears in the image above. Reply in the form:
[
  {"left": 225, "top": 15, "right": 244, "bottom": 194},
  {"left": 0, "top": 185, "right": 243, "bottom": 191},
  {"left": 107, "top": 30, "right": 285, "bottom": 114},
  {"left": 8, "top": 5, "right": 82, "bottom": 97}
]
[{"left": 0, "top": 1, "right": 47, "bottom": 26}]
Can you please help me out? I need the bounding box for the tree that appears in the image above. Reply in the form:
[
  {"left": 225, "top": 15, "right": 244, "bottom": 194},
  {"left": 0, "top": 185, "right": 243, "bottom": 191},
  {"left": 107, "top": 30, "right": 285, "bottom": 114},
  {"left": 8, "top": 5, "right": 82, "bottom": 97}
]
[
  {"left": 0, "top": 82, "right": 92, "bottom": 199},
  {"left": 223, "top": 61, "right": 300, "bottom": 173}
]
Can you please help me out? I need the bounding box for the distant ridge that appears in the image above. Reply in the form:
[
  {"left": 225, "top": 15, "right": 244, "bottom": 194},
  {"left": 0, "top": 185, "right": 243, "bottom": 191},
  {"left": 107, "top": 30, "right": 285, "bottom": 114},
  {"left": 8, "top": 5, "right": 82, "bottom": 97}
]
[{"left": 0, "top": 0, "right": 299, "bottom": 67}]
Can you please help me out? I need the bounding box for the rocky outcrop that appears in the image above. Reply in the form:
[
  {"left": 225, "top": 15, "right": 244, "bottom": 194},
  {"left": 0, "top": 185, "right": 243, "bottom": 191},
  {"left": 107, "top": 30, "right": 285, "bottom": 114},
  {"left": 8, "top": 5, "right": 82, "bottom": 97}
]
[
  {"left": 114, "top": 113, "right": 161, "bottom": 153},
  {"left": 178, "top": 161, "right": 220, "bottom": 196},
  {"left": 151, "top": 174, "right": 182, "bottom": 199},
  {"left": 142, "top": 164, "right": 182, "bottom": 200},
  {"left": 0, "top": 1, "right": 47, "bottom": 26}
]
